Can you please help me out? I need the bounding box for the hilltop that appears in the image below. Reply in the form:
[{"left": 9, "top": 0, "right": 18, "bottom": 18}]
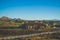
[{"left": 0, "top": 16, "right": 60, "bottom": 30}]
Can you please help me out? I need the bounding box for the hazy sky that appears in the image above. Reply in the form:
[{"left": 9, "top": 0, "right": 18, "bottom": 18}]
[{"left": 0, "top": 0, "right": 60, "bottom": 20}]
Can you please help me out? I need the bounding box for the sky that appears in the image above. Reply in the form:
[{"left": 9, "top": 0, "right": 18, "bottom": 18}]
[{"left": 0, "top": 0, "right": 60, "bottom": 20}]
